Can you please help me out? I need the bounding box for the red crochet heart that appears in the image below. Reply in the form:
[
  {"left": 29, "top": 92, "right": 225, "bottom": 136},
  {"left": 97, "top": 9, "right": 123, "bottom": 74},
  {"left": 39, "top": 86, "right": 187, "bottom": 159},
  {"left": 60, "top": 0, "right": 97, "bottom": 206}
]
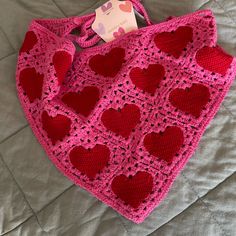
[
  {"left": 42, "top": 111, "right": 71, "bottom": 145},
  {"left": 89, "top": 47, "right": 125, "bottom": 77},
  {"left": 169, "top": 83, "right": 210, "bottom": 118},
  {"left": 62, "top": 86, "right": 100, "bottom": 117},
  {"left": 111, "top": 171, "right": 153, "bottom": 208},
  {"left": 195, "top": 46, "right": 233, "bottom": 75},
  {"left": 53, "top": 51, "right": 72, "bottom": 85},
  {"left": 101, "top": 104, "right": 140, "bottom": 138},
  {"left": 19, "top": 67, "right": 44, "bottom": 103},
  {"left": 129, "top": 64, "right": 165, "bottom": 94},
  {"left": 19, "top": 31, "right": 38, "bottom": 54},
  {"left": 154, "top": 26, "right": 193, "bottom": 58},
  {"left": 144, "top": 126, "right": 184, "bottom": 163},
  {"left": 69, "top": 144, "right": 110, "bottom": 179}
]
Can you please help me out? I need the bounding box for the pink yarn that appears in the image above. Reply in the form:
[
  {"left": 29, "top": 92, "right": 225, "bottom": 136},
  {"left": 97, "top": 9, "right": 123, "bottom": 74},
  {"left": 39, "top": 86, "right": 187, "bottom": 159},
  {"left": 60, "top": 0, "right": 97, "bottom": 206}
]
[{"left": 16, "top": 5, "right": 236, "bottom": 224}]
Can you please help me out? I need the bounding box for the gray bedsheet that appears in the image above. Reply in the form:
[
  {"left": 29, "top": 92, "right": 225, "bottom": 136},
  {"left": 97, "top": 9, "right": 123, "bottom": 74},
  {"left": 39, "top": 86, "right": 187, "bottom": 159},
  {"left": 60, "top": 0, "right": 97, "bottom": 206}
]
[{"left": 0, "top": 0, "right": 235, "bottom": 235}]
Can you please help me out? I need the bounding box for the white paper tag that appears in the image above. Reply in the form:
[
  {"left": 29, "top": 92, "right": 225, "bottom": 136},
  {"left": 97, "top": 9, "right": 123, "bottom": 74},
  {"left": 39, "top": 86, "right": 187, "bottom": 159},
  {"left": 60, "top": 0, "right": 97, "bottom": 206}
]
[{"left": 92, "top": 0, "right": 138, "bottom": 42}]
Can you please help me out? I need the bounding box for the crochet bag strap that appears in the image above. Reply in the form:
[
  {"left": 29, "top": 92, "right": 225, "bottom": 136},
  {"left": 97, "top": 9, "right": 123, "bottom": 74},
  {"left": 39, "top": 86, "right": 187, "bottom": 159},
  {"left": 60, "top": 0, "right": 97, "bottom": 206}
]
[{"left": 68, "top": 0, "right": 152, "bottom": 48}]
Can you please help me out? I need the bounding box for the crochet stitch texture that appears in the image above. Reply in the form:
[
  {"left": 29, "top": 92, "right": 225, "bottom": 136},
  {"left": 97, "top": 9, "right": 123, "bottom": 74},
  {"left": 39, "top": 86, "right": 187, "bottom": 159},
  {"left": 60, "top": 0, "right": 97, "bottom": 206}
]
[{"left": 16, "top": 1, "right": 236, "bottom": 223}]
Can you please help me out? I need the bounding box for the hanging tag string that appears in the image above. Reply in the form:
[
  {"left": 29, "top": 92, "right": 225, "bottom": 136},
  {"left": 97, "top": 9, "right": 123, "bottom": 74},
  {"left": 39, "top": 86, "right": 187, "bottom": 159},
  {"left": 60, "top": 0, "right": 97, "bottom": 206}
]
[{"left": 129, "top": 0, "right": 152, "bottom": 26}]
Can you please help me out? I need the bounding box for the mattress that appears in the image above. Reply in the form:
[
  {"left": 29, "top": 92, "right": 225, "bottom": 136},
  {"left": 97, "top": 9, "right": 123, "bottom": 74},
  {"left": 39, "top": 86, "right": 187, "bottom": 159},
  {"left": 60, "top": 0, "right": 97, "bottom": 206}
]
[{"left": 0, "top": 0, "right": 235, "bottom": 235}]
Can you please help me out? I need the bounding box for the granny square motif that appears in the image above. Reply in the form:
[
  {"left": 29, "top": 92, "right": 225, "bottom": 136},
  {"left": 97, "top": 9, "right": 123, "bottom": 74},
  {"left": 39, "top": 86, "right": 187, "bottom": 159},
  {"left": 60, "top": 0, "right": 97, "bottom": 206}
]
[{"left": 16, "top": 0, "right": 236, "bottom": 223}]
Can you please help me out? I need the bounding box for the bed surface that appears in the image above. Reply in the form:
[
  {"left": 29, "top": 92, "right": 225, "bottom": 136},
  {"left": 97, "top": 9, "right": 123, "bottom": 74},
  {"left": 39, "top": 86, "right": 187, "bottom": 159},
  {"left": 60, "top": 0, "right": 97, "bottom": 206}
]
[{"left": 0, "top": 0, "right": 235, "bottom": 235}]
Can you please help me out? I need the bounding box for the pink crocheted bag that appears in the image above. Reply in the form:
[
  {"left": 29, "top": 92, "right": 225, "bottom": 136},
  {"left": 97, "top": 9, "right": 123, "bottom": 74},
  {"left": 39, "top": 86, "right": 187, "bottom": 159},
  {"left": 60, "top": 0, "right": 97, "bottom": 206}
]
[{"left": 16, "top": 0, "right": 236, "bottom": 223}]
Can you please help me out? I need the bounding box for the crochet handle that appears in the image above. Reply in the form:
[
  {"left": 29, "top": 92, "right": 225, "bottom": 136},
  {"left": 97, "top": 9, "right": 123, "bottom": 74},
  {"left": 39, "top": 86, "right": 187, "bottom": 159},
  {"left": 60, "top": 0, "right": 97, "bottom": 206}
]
[{"left": 70, "top": 0, "right": 152, "bottom": 48}]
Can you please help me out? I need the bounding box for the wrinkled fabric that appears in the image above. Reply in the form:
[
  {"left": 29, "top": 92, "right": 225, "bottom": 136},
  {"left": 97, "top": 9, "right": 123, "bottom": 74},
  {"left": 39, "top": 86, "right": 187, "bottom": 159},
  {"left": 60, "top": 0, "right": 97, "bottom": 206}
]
[{"left": 0, "top": 0, "right": 235, "bottom": 235}]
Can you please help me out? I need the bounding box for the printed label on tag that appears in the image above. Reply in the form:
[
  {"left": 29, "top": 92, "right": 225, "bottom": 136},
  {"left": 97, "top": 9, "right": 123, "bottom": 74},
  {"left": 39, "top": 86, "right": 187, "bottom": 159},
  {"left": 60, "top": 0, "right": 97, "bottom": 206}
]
[{"left": 92, "top": 0, "right": 138, "bottom": 42}]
